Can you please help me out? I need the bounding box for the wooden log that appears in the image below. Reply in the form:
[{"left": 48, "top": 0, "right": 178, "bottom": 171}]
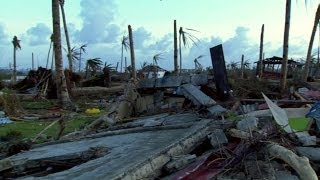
[
  {"left": 267, "top": 143, "right": 317, "bottom": 180},
  {"left": 293, "top": 91, "right": 312, "bottom": 108},
  {"left": 241, "top": 99, "right": 315, "bottom": 105}
]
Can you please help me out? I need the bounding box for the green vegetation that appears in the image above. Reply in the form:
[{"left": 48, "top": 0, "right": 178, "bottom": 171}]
[
  {"left": 0, "top": 116, "right": 96, "bottom": 140},
  {"left": 21, "top": 100, "right": 55, "bottom": 109},
  {"left": 288, "top": 117, "right": 311, "bottom": 131}
]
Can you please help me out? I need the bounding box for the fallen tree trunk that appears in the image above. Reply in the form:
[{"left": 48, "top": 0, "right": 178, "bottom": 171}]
[
  {"left": 267, "top": 143, "right": 317, "bottom": 180},
  {"left": 71, "top": 86, "right": 124, "bottom": 97}
]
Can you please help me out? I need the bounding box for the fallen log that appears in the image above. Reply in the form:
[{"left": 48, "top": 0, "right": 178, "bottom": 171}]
[
  {"left": 71, "top": 86, "right": 124, "bottom": 97},
  {"left": 267, "top": 143, "right": 317, "bottom": 180},
  {"left": 293, "top": 91, "right": 312, "bottom": 108},
  {"left": 240, "top": 99, "right": 315, "bottom": 105}
]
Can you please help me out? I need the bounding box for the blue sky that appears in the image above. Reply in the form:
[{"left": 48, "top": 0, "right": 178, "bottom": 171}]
[{"left": 0, "top": 0, "right": 319, "bottom": 71}]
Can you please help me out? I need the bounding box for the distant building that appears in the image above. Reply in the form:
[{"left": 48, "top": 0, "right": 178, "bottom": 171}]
[{"left": 139, "top": 65, "right": 167, "bottom": 79}]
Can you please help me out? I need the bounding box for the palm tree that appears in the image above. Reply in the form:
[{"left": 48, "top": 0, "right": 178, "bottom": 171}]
[
  {"left": 140, "top": 61, "right": 148, "bottom": 69},
  {"left": 280, "top": 0, "right": 291, "bottom": 93},
  {"left": 194, "top": 55, "right": 204, "bottom": 71},
  {"left": 69, "top": 46, "right": 80, "bottom": 69},
  {"left": 52, "top": 0, "right": 72, "bottom": 109},
  {"left": 59, "top": 0, "right": 73, "bottom": 72},
  {"left": 303, "top": 4, "right": 320, "bottom": 81},
  {"left": 85, "top": 58, "right": 103, "bottom": 78},
  {"left": 152, "top": 53, "right": 164, "bottom": 65},
  {"left": 179, "top": 27, "right": 199, "bottom": 74},
  {"left": 259, "top": 24, "right": 264, "bottom": 78},
  {"left": 12, "top": 35, "right": 21, "bottom": 83},
  {"left": 128, "top": 25, "right": 136, "bottom": 79},
  {"left": 46, "top": 34, "right": 54, "bottom": 69},
  {"left": 78, "top": 44, "right": 87, "bottom": 72},
  {"left": 173, "top": 20, "right": 178, "bottom": 74},
  {"left": 230, "top": 61, "right": 239, "bottom": 70},
  {"left": 120, "top": 35, "right": 129, "bottom": 73}
]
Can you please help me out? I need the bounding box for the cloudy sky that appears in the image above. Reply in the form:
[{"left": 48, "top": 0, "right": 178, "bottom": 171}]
[{"left": 0, "top": 0, "right": 319, "bottom": 71}]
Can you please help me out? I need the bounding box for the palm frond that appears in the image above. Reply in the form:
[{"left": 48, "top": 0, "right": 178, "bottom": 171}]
[
  {"left": 195, "top": 55, "right": 205, "bottom": 60},
  {"left": 79, "top": 44, "right": 87, "bottom": 53},
  {"left": 153, "top": 53, "right": 164, "bottom": 65},
  {"left": 12, "top": 36, "right": 21, "bottom": 50},
  {"left": 179, "top": 27, "right": 200, "bottom": 47},
  {"left": 121, "top": 35, "right": 129, "bottom": 51}
]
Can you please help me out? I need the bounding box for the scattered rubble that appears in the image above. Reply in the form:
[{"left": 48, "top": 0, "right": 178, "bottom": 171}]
[{"left": 2, "top": 45, "right": 320, "bottom": 179}]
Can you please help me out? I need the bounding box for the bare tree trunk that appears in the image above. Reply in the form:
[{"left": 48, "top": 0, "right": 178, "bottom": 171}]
[
  {"left": 32, "top": 53, "right": 34, "bottom": 70},
  {"left": 59, "top": 0, "right": 73, "bottom": 72},
  {"left": 303, "top": 4, "right": 320, "bottom": 82},
  {"left": 280, "top": 0, "right": 291, "bottom": 93},
  {"left": 121, "top": 45, "right": 124, "bottom": 73},
  {"left": 13, "top": 47, "right": 16, "bottom": 83},
  {"left": 46, "top": 42, "right": 52, "bottom": 69},
  {"left": 125, "top": 57, "right": 127, "bottom": 73},
  {"left": 259, "top": 24, "right": 264, "bottom": 78},
  {"left": 179, "top": 27, "right": 182, "bottom": 75},
  {"left": 128, "top": 25, "right": 136, "bottom": 80},
  {"left": 174, "top": 20, "right": 178, "bottom": 74},
  {"left": 241, "top": 54, "right": 244, "bottom": 79},
  {"left": 79, "top": 50, "right": 81, "bottom": 73},
  {"left": 52, "top": 0, "right": 73, "bottom": 109}
]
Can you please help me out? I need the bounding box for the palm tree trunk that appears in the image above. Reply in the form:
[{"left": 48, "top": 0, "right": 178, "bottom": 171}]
[
  {"left": 174, "top": 20, "right": 178, "bottom": 74},
  {"left": 179, "top": 27, "right": 182, "bottom": 75},
  {"left": 52, "top": 0, "right": 72, "bottom": 109},
  {"left": 259, "top": 24, "right": 264, "bottom": 78},
  {"left": 32, "top": 53, "right": 34, "bottom": 70},
  {"left": 128, "top": 25, "right": 136, "bottom": 80},
  {"left": 241, "top": 54, "right": 244, "bottom": 79},
  {"left": 51, "top": 49, "right": 55, "bottom": 70},
  {"left": 280, "top": 0, "right": 291, "bottom": 93},
  {"left": 303, "top": 4, "right": 320, "bottom": 82},
  {"left": 79, "top": 50, "right": 81, "bottom": 73},
  {"left": 13, "top": 47, "right": 16, "bottom": 83},
  {"left": 121, "top": 45, "right": 124, "bottom": 73},
  {"left": 46, "top": 42, "right": 52, "bottom": 69},
  {"left": 59, "top": 1, "right": 73, "bottom": 72},
  {"left": 85, "top": 61, "right": 88, "bottom": 79}
]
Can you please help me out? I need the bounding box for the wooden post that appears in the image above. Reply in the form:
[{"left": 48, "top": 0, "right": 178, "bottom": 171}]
[{"left": 210, "top": 44, "right": 230, "bottom": 100}]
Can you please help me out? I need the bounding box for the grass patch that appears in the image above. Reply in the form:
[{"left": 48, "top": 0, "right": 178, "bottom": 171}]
[
  {"left": 21, "top": 100, "right": 55, "bottom": 109},
  {"left": 0, "top": 115, "right": 96, "bottom": 141},
  {"left": 288, "top": 117, "right": 311, "bottom": 131}
]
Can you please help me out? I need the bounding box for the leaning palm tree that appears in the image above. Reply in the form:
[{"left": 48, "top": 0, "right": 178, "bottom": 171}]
[
  {"left": 152, "top": 53, "right": 164, "bottom": 65},
  {"left": 78, "top": 44, "right": 87, "bottom": 72},
  {"left": 52, "top": 0, "right": 73, "bottom": 109},
  {"left": 303, "top": 4, "right": 320, "bottom": 81},
  {"left": 85, "top": 58, "right": 103, "bottom": 78},
  {"left": 120, "top": 35, "right": 129, "bottom": 73},
  {"left": 59, "top": 0, "right": 73, "bottom": 72},
  {"left": 179, "top": 27, "right": 199, "bottom": 74},
  {"left": 12, "top": 36, "right": 21, "bottom": 83}
]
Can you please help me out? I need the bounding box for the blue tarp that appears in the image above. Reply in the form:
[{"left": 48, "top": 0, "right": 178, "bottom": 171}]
[
  {"left": 0, "top": 117, "right": 13, "bottom": 124},
  {"left": 306, "top": 101, "right": 320, "bottom": 131}
]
